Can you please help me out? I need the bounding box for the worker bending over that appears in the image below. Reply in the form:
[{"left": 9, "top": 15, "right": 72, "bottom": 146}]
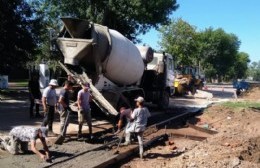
[
  {"left": 0, "top": 126, "right": 50, "bottom": 161},
  {"left": 115, "top": 107, "right": 132, "bottom": 134}
]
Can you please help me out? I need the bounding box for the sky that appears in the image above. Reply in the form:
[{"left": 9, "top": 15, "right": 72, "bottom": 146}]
[{"left": 138, "top": 0, "right": 260, "bottom": 62}]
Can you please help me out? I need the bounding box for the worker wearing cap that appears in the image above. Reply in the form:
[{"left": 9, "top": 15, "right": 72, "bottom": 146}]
[
  {"left": 0, "top": 126, "right": 50, "bottom": 161},
  {"left": 41, "top": 79, "right": 58, "bottom": 136},
  {"left": 77, "top": 83, "right": 93, "bottom": 139},
  {"left": 124, "top": 96, "right": 151, "bottom": 159}
]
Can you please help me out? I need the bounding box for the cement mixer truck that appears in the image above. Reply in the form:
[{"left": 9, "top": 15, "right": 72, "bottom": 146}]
[{"left": 55, "top": 18, "right": 175, "bottom": 117}]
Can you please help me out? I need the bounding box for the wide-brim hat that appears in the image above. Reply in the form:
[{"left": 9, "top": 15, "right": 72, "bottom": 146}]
[{"left": 49, "top": 79, "right": 58, "bottom": 86}]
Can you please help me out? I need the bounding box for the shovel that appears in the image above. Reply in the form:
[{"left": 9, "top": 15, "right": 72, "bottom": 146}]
[
  {"left": 54, "top": 109, "right": 71, "bottom": 145},
  {"left": 113, "top": 129, "right": 126, "bottom": 155}
]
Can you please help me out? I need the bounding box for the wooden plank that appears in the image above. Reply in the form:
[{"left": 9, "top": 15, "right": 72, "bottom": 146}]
[
  {"left": 58, "top": 61, "right": 118, "bottom": 116},
  {"left": 93, "top": 134, "right": 168, "bottom": 168},
  {"left": 187, "top": 123, "right": 218, "bottom": 135},
  {"left": 170, "top": 133, "right": 207, "bottom": 141}
]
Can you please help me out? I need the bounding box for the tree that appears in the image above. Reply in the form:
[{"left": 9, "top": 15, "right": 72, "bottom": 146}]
[
  {"left": 0, "top": 0, "right": 41, "bottom": 74},
  {"left": 227, "top": 52, "right": 250, "bottom": 79},
  {"left": 158, "top": 19, "right": 245, "bottom": 82},
  {"left": 31, "top": 0, "right": 179, "bottom": 42},
  {"left": 248, "top": 61, "right": 260, "bottom": 81},
  {"left": 198, "top": 28, "right": 241, "bottom": 81},
  {"left": 27, "top": 0, "right": 179, "bottom": 75},
  {"left": 159, "top": 18, "right": 198, "bottom": 65}
]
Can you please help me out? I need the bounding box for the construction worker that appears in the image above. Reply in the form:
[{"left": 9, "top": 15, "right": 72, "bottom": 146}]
[
  {"left": 114, "top": 107, "right": 132, "bottom": 134},
  {"left": 58, "top": 80, "right": 73, "bottom": 136},
  {"left": 0, "top": 126, "right": 50, "bottom": 161},
  {"left": 41, "top": 79, "right": 58, "bottom": 136},
  {"left": 28, "top": 73, "right": 41, "bottom": 118},
  {"left": 124, "top": 96, "right": 151, "bottom": 159},
  {"left": 77, "top": 83, "right": 93, "bottom": 140}
]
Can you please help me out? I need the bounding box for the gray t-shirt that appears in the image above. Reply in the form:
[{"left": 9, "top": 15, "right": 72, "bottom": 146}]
[
  {"left": 42, "top": 86, "right": 57, "bottom": 106},
  {"left": 130, "top": 107, "right": 151, "bottom": 132},
  {"left": 10, "top": 126, "right": 38, "bottom": 142},
  {"left": 77, "top": 89, "right": 90, "bottom": 111}
]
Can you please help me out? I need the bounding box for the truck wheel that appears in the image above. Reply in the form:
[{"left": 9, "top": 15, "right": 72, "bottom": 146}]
[
  {"left": 197, "top": 82, "right": 204, "bottom": 90},
  {"left": 158, "top": 91, "right": 169, "bottom": 110},
  {"left": 190, "top": 86, "right": 196, "bottom": 95}
]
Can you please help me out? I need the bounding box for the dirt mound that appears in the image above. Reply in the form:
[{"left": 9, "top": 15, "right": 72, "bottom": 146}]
[
  {"left": 121, "top": 104, "right": 260, "bottom": 168},
  {"left": 239, "top": 136, "right": 260, "bottom": 163},
  {"left": 242, "top": 85, "right": 260, "bottom": 100}
]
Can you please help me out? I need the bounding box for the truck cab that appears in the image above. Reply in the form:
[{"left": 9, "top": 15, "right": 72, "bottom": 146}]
[{"left": 141, "top": 52, "right": 175, "bottom": 109}]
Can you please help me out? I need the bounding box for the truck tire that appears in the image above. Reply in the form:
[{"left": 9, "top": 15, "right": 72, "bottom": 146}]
[
  {"left": 197, "top": 82, "right": 204, "bottom": 90},
  {"left": 190, "top": 85, "right": 196, "bottom": 95},
  {"left": 158, "top": 91, "right": 169, "bottom": 110}
]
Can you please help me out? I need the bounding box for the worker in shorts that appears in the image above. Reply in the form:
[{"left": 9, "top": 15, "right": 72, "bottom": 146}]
[
  {"left": 123, "top": 96, "right": 151, "bottom": 159},
  {"left": 0, "top": 126, "right": 50, "bottom": 161},
  {"left": 58, "top": 80, "right": 73, "bottom": 136},
  {"left": 77, "top": 83, "right": 93, "bottom": 140},
  {"left": 114, "top": 107, "right": 132, "bottom": 135},
  {"left": 41, "top": 79, "right": 58, "bottom": 136}
]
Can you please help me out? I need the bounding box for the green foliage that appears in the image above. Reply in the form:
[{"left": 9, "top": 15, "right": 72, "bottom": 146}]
[
  {"left": 0, "top": 0, "right": 41, "bottom": 74},
  {"left": 198, "top": 28, "right": 241, "bottom": 80},
  {"left": 27, "top": 0, "right": 179, "bottom": 72},
  {"left": 248, "top": 61, "right": 260, "bottom": 81},
  {"left": 159, "top": 19, "right": 249, "bottom": 82},
  {"left": 159, "top": 18, "right": 198, "bottom": 65},
  {"left": 227, "top": 52, "right": 250, "bottom": 79},
  {"left": 31, "top": 0, "right": 179, "bottom": 42},
  {"left": 222, "top": 101, "right": 260, "bottom": 109}
]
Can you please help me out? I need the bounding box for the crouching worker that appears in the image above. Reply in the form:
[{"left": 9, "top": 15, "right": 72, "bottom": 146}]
[
  {"left": 0, "top": 126, "right": 50, "bottom": 161},
  {"left": 114, "top": 107, "right": 132, "bottom": 135},
  {"left": 124, "top": 96, "right": 151, "bottom": 159}
]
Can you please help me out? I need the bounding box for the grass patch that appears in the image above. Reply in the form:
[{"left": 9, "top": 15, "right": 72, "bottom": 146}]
[
  {"left": 222, "top": 101, "right": 260, "bottom": 109},
  {"left": 9, "top": 79, "right": 28, "bottom": 87}
]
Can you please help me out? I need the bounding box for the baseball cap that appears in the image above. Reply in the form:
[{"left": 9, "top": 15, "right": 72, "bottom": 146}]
[
  {"left": 49, "top": 79, "right": 58, "bottom": 86},
  {"left": 134, "top": 96, "right": 144, "bottom": 102},
  {"left": 39, "top": 127, "right": 48, "bottom": 138}
]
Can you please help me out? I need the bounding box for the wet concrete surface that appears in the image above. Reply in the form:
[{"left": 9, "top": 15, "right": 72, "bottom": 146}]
[{"left": 0, "top": 84, "right": 230, "bottom": 168}]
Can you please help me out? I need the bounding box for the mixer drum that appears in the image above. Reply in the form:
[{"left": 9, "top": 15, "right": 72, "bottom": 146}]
[{"left": 57, "top": 18, "right": 145, "bottom": 85}]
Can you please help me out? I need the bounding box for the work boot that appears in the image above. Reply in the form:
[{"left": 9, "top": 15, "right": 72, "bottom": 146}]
[
  {"left": 88, "top": 134, "right": 94, "bottom": 140},
  {"left": 0, "top": 138, "right": 4, "bottom": 150},
  {"left": 77, "top": 131, "right": 86, "bottom": 141},
  {"left": 140, "top": 153, "right": 144, "bottom": 159},
  {"left": 121, "top": 141, "right": 130, "bottom": 146},
  {"left": 77, "top": 133, "right": 82, "bottom": 139}
]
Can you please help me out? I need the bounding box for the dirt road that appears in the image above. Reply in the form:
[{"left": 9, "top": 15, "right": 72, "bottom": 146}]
[{"left": 1, "top": 84, "right": 257, "bottom": 168}]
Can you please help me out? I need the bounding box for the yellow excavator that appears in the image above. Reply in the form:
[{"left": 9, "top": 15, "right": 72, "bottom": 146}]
[{"left": 174, "top": 65, "right": 204, "bottom": 96}]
